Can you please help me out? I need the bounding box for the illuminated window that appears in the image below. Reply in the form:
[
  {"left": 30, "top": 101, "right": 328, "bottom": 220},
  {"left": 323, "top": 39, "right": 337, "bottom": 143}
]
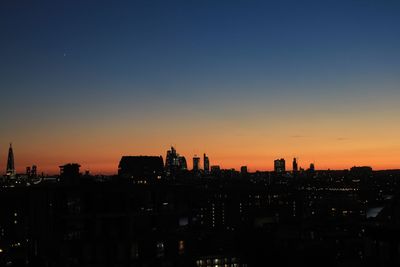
[
  {"left": 156, "top": 241, "right": 165, "bottom": 258},
  {"left": 130, "top": 243, "right": 139, "bottom": 259},
  {"left": 178, "top": 240, "right": 185, "bottom": 255}
]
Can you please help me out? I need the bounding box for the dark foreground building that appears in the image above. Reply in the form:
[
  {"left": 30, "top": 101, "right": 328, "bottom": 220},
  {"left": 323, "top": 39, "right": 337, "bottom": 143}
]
[
  {"left": 118, "top": 156, "right": 164, "bottom": 183},
  {"left": 1, "top": 167, "right": 400, "bottom": 267}
]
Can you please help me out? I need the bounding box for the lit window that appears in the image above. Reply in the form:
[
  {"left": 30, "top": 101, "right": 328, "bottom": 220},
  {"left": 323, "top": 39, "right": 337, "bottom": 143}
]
[
  {"left": 156, "top": 241, "right": 165, "bottom": 258},
  {"left": 178, "top": 240, "right": 185, "bottom": 255}
]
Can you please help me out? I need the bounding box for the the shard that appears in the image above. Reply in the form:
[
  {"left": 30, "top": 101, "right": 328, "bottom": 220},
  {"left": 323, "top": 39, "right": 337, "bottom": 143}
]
[{"left": 6, "top": 143, "right": 16, "bottom": 178}]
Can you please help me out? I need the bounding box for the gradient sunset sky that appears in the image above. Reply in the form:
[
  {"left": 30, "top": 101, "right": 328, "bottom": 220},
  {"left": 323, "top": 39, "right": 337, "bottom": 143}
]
[{"left": 1, "top": 0, "right": 400, "bottom": 174}]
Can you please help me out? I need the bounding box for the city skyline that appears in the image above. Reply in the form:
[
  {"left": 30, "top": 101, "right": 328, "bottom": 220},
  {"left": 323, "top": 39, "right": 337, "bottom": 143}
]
[
  {"left": 0, "top": 142, "right": 398, "bottom": 175},
  {"left": 1, "top": 2, "right": 400, "bottom": 266},
  {"left": 1, "top": 1, "right": 400, "bottom": 174}
]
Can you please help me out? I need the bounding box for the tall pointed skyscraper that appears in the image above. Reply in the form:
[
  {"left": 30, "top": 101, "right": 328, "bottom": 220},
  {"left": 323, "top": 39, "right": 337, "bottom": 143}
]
[{"left": 6, "top": 143, "right": 16, "bottom": 178}]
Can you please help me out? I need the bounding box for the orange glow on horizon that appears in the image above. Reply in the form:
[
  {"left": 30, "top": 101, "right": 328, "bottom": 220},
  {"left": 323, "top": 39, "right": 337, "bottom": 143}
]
[
  {"left": 6, "top": 148, "right": 400, "bottom": 175},
  {"left": 2, "top": 101, "right": 400, "bottom": 175}
]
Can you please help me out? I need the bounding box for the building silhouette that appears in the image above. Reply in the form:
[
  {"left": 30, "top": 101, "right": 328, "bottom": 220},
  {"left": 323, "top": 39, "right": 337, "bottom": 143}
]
[
  {"left": 240, "top": 166, "right": 248, "bottom": 175},
  {"left": 178, "top": 156, "right": 187, "bottom": 171},
  {"left": 309, "top": 163, "right": 315, "bottom": 172},
  {"left": 165, "top": 147, "right": 187, "bottom": 175},
  {"left": 211, "top": 165, "right": 221, "bottom": 175},
  {"left": 118, "top": 156, "right": 163, "bottom": 183},
  {"left": 165, "top": 147, "right": 179, "bottom": 175},
  {"left": 203, "top": 153, "right": 210, "bottom": 173},
  {"left": 26, "top": 165, "right": 38, "bottom": 178},
  {"left": 6, "top": 143, "right": 16, "bottom": 178},
  {"left": 59, "top": 163, "right": 81, "bottom": 184},
  {"left": 193, "top": 155, "right": 200, "bottom": 172},
  {"left": 274, "top": 158, "right": 286, "bottom": 173},
  {"left": 31, "top": 165, "right": 37, "bottom": 178},
  {"left": 0, "top": 149, "right": 397, "bottom": 267},
  {"left": 293, "top": 158, "right": 298, "bottom": 173}
]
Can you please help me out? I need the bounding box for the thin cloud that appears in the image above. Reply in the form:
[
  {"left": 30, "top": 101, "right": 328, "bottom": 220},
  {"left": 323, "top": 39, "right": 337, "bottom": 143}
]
[{"left": 290, "top": 135, "right": 307, "bottom": 138}]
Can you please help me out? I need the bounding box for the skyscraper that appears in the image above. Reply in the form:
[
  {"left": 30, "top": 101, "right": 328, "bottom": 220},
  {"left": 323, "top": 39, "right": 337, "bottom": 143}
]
[
  {"left": 193, "top": 155, "right": 200, "bottom": 172},
  {"left": 165, "top": 146, "right": 179, "bottom": 176},
  {"left": 178, "top": 156, "right": 187, "bottom": 171},
  {"left": 165, "top": 146, "right": 188, "bottom": 176},
  {"left": 274, "top": 158, "right": 286, "bottom": 173},
  {"left": 31, "top": 165, "right": 37, "bottom": 178},
  {"left": 6, "top": 143, "right": 16, "bottom": 178},
  {"left": 293, "top": 158, "right": 298, "bottom": 173},
  {"left": 165, "top": 147, "right": 178, "bottom": 168},
  {"left": 203, "top": 153, "right": 210, "bottom": 173}
]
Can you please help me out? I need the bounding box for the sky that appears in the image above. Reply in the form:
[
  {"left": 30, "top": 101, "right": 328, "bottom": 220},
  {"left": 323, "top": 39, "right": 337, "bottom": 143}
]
[{"left": 1, "top": 0, "right": 400, "bottom": 174}]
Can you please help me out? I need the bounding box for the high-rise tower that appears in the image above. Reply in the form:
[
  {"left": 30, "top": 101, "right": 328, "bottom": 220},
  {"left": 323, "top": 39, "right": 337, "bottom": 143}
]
[
  {"left": 193, "top": 155, "right": 200, "bottom": 172},
  {"left": 178, "top": 156, "right": 187, "bottom": 171},
  {"left": 274, "top": 158, "right": 286, "bottom": 173},
  {"left": 293, "top": 158, "right": 298, "bottom": 173},
  {"left": 6, "top": 143, "right": 16, "bottom": 178},
  {"left": 203, "top": 153, "right": 210, "bottom": 173},
  {"left": 165, "top": 146, "right": 179, "bottom": 176},
  {"left": 165, "top": 146, "right": 188, "bottom": 176}
]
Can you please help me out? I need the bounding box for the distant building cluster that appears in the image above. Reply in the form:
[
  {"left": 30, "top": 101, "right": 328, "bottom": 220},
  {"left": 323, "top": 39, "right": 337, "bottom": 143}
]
[
  {"left": 165, "top": 146, "right": 186, "bottom": 176},
  {"left": 1, "top": 143, "right": 43, "bottom": 186},
  {"left": 3, "top": 143, "right": 321, "bottom": 186}
]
